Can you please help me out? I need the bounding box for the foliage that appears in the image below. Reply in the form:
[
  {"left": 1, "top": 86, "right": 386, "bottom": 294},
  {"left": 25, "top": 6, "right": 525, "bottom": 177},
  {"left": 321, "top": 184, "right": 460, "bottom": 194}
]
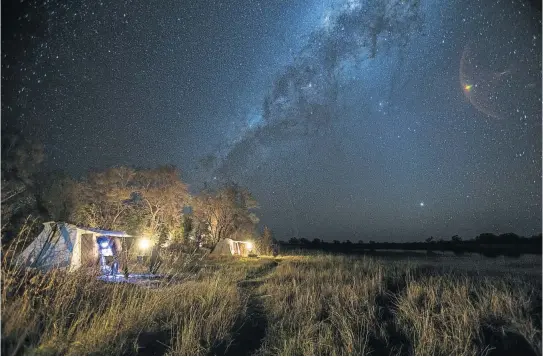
[
  {"left": 1, "top": 127, "right": 45, "bottom": 238},
  {"left": 70, "top": 166, "right": 136, "bottom": 229},
  {"left": 192, "top": 183, "right": 259, "bottom": 247},
  {"left": 289, "top": 237, "right": 300, "bottom": 244},
  {"left": 181, "top": 215, "right": 193, "bottom": 244},
  {"left": 130, "top": 165, "right": 189, "bottom": 242},
  {"left": 258, "top": 226, "right": 274, "bottom": 256},
  {"left": 70, "top": 166, "right": 189, "bottom": 244},
  {"left": 451, "top": 235, "right": 462, "bottom": 243}
]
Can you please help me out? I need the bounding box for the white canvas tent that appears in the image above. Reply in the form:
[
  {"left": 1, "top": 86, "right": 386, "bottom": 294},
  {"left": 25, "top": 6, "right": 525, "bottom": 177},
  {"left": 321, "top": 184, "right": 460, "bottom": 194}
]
[
  {"left": 210, "top": 238, "right": 253, "bottom": 257},
  {"left": 16, "top": 222, "right": 131, "bottom": 272}
]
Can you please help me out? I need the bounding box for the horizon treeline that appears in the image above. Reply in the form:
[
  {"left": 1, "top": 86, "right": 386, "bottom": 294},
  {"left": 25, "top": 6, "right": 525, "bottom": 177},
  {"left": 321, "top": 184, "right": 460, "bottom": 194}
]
[
  {"left": 282, "top": 232, "right": 543, "bottom": 245},
  {"left": 280, "top": 233, "right": 542, "bottom": 256}
]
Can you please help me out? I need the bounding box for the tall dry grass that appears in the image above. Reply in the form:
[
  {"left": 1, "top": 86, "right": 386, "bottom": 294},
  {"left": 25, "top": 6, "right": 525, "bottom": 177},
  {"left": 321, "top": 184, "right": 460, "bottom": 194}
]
[
  {"left": 2, "top": 225, "right": 541, "bottom": 356},
  {"left": 2, "top": 267, "right": 248, "bottom": 355},
  {"left": 1, "top": 225, "right": 255, "bottom": 356},
  {"left": 257, "top": 254, "right": 541, "bottom": 356},
  {"left": 396, "top": 275, "right": 542, "bottom": 355}
]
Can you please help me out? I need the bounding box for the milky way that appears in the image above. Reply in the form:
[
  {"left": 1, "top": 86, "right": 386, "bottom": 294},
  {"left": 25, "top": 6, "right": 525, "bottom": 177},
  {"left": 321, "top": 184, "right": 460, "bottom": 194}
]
[
  {"left": 2, "top": 0, "right": 541, "bottom": 241},
  {"left": 208, "top": 0, "right": 424, "bottom": 178}
]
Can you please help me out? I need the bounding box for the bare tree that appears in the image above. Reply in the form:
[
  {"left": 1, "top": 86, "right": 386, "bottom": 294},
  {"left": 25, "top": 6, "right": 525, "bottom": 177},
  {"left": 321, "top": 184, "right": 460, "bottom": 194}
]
[
  {"left": 193, "top": 183, "right": 259, "bottom": 246},
  {"left": 71, "top": 165, "right": 189, "bottom": 244},
  {"left": 258, "top": 226, "right": 274, "bottom": 256},
  {"left": 132, "top": 166, "right": 189, "bottom": 244},
  {"left": 71, "top": 166, "right": 136, "bottom": 229}
]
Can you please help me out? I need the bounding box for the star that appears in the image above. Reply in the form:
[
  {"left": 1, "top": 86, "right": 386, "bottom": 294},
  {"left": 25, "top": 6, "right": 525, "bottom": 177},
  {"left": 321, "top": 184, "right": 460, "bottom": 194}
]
[{"left": 1, "top": 0, "right": 539, "bottom": 243}]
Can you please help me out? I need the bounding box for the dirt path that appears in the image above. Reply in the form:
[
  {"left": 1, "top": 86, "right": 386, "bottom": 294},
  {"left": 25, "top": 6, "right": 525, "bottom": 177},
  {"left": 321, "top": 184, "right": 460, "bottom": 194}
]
[{"left": 213, "top": 259, "right": 279, "bottom": 356}]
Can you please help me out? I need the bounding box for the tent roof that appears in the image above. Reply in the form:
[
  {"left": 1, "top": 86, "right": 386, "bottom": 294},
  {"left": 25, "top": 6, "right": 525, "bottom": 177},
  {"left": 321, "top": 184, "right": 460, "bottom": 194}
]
[
  {"left": 84, "top": 227, "right": 132, "bottom": 237},
  {"left": 43, "top": 222, "right": 132, "bottom": 237}
]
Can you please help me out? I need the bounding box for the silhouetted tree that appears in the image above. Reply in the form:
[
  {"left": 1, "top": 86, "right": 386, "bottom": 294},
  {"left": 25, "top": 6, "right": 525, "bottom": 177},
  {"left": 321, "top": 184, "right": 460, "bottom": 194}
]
[
  {"left": 1, "top": 127, "right": 45, "bottom": 237},
  {"left": 437, "top": 238, "right": 446, "bottom": 252},
  {"left": 289, "top": 237, "right": 300, "bottom": 244},
  {"left": 193, "top": 182, "right": 258, "bottom": 246},
  {"left": 35, "top": 170, "right": 76, "bottom": 222},
  {"left": 497, "top": 233, "right": 520, "bottom": 244},
  {"left": 425, "top": 236, "right": 435, "bottom": 255},
  {"left": 258, "top": 226, "right": 274, "bottom": 256},
  {"left": 299, "top": 238, "right": 310, "bottom": 245},
  {"left": 475, "top": 233, "right": 497, "bottom": 244},
  {"left": 451, "top": 235, "right": 462, "bottom": 243}
]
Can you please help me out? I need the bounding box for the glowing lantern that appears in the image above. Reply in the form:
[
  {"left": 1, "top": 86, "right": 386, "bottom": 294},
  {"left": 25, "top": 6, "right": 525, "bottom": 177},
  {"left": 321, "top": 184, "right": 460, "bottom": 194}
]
[{"left": 138, "top": 237, "right": 151, "bottom": 250}]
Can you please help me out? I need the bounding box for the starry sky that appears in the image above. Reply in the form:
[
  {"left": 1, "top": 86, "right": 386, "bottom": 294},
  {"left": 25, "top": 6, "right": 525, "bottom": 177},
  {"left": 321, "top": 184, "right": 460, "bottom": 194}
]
[{"left": 2, "top": 0, "right": 542, "bottom": 241}]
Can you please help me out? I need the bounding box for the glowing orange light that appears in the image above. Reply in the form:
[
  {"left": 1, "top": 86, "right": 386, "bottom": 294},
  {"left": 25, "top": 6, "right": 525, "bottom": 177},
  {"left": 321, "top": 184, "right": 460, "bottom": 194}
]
[{"left": 463, "top": 84, "right": 473, "bottom": 92}]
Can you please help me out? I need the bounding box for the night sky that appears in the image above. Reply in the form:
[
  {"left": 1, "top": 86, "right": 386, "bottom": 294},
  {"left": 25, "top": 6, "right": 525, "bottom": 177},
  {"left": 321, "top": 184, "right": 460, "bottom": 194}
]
[{"left": 2, "top": 0, "right": 542, "bottom": 241}]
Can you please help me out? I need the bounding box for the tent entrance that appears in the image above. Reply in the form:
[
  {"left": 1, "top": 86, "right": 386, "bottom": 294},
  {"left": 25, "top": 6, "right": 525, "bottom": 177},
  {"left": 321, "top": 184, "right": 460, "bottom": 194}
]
[
  {"left": 81, "top": 233, "right": 97, "bottom": 267},
  {"left": 231, "top": 241, "right": 249, "bottom": 256}
]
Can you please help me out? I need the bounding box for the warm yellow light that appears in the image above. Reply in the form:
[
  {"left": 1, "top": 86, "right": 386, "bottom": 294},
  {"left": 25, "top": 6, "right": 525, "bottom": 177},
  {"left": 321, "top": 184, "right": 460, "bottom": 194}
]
[
  {"left": 139, "top": 238, "right": 151, "bottom": 250},
  {"left": 463, "top": 84, "right": 473, "bottom": 92},
  {"left": 245, "top": 241, "right": 253, "bottom": 250}
]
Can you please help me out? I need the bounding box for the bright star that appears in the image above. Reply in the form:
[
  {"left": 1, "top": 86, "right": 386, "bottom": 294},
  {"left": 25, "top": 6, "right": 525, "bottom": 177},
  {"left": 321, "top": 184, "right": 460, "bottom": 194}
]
[{"left": 420, "top": 202, "right": 424, "bottom": 207}]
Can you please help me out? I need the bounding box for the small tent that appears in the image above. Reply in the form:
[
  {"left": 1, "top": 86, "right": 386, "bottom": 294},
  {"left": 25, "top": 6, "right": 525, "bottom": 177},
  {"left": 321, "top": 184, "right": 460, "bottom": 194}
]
[
  {"left": 210, "top": 238, "right": 253, "bottom": 257},
  {"left": 16, "top": 222, "right": 131, "bottom": 272}
]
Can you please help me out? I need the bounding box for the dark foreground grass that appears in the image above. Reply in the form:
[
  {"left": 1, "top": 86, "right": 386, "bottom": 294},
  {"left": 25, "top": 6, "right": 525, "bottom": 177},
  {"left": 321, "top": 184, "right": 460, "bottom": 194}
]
[
  {"left": 2, "top": 253, "right": 541, "bottom": 355},
  {"left": 257, "top": 255, "right": 541, "bottom": 355}
]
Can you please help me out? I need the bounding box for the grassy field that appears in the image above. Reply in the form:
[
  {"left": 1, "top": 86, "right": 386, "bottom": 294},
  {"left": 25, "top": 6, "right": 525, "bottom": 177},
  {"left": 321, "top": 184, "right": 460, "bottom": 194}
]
[{"left": 2, "top": 252, "right": 541, "bottom": 355}]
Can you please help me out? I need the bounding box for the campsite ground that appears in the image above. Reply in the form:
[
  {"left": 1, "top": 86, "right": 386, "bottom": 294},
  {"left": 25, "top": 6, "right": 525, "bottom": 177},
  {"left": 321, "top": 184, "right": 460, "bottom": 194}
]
[{"left": 2, "top": 251, "right": 541, "bottom": 355}]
